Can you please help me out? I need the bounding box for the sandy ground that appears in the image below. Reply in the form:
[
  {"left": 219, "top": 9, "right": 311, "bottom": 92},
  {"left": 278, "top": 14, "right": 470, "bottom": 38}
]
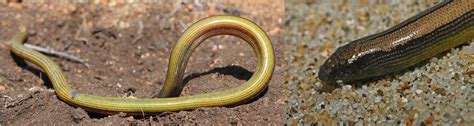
[
  {"left": 0, "top": 0, "right": 285, "bottom": 125},
  {"left": 286, "top": 0, "right": 473, "bottom": 125}
]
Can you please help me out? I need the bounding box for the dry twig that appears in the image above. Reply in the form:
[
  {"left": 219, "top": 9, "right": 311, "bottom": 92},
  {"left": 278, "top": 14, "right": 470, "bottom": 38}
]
[{"left": 24, "top": 43, "right": 89, "bottom": 68}]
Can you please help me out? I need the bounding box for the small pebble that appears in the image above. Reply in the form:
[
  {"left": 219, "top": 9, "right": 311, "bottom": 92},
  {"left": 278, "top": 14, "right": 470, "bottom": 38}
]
[
  {"left": 118, "top": 112, "right": 127, "bottom": 117},
  {"left": 116, "top": 83, "right": 122, "bottom": 88},
  {"left": 126, "top": 116, "right": 134, "bottom": 122},
  {"left": 415, "top": 89, "right": 423, "bottom": 94},
  {"left": 177, "top": 111, "right": 187, "bottom": 119},
  {"left": 0, "top": 85, "right": 5, "bottom": 91},
  {"left": 70, "top": 108, "right": 90, "bottom": 123}
]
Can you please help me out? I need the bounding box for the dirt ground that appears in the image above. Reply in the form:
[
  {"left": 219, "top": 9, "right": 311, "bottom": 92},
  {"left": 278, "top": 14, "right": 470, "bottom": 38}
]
[{"left": 0, "top": 0, "right": 284, "bottom": 125}]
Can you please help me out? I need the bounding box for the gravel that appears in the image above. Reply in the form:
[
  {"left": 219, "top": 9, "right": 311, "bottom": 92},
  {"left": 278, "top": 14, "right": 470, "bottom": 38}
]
[{"left": 285, "top": 0, "right": 473, "bottom": 125}]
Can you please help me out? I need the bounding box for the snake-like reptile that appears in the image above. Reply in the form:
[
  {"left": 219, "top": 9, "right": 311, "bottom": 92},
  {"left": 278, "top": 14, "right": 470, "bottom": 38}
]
[
  {"left": 319, "top": 0, "right": 474, "bottom": 84},
  {"left": 6, "top": 16, "right": 274, "bottom": 115}
]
